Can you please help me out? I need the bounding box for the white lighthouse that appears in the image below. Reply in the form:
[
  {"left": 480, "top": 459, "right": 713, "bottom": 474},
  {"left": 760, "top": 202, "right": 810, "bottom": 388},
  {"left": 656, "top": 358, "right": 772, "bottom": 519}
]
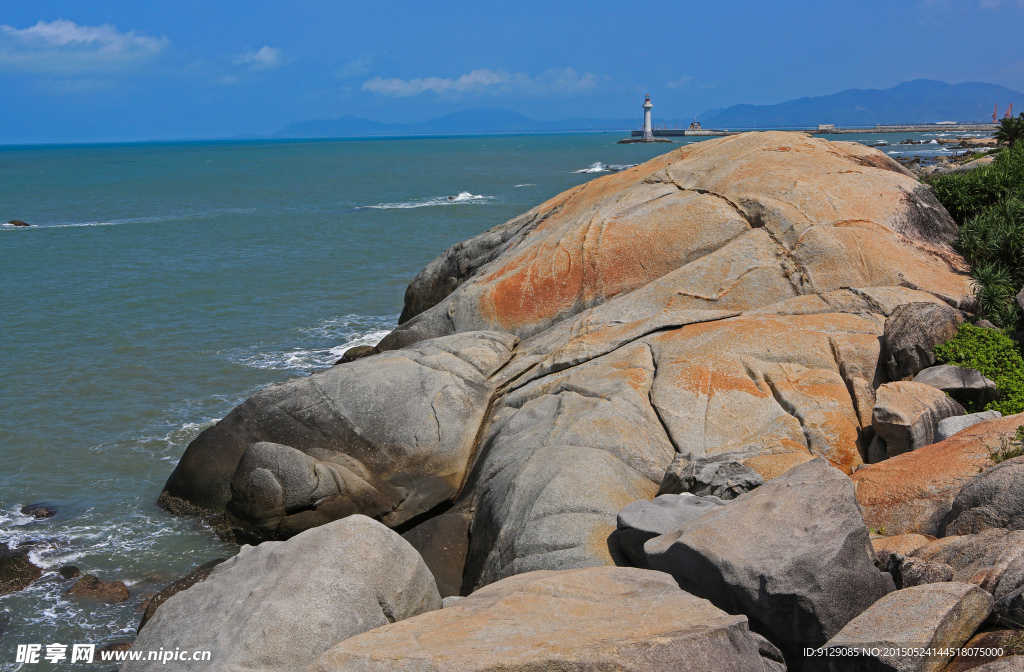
[{"left": 642, "top": 94, "right": 654, "bottom": 140}]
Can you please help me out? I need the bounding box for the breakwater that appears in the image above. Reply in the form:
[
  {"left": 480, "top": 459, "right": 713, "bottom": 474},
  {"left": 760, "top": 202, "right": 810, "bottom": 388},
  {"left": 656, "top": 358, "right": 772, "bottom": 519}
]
[{"left": 631, "top": 123, "right": 998, "bottom": 137}]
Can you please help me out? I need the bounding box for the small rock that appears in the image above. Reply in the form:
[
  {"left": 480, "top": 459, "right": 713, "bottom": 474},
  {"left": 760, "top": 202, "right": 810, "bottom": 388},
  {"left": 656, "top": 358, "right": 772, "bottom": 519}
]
[
  {"left": 657, "top": 455, "right": 764, "bottom": 499},
  {"left": 914, "top": 365, "right": 999, "bottom": 408},
  {"left": 823, "top": 582, "right": 994, "bottom": 672},
  {"left": 937, "top": 411, "right": 1004, "bottom": 443},
  {"left": 0, "top": 543, "right": 43, "bottom": 596},
  {"left": 334, "top": 345, "right": 376, "bottom": 365},
  {"left": 58, "top": 565, "right": 80, "bottom": 580},
  {"left": 883, "top": 302, "right": 964, "bottom": 380},
  {"left": 1016, "top": 288, "right": 1024, "bottom": 313},
  {"left": 872, "top": 381, "right": 966, "bottom": 456},
  {"left": 948, "top": 457, "right": 1024, "bottom": 536},
  {"left": 66, "top": 575, "right": 130, "bottom": 603},
  {"left": 976, "top": 320, "right": 999, "bottom": 330},
  {"left": 138, "top": 558, "right": 226, "bottom": 631},
  {"left": 881, "top": 552, "right": 954, "bottom": 588},
  {"left": 20, "top": 503, "right": 57, "bottom": 519},
  {"left": 612, "top": 493, "right": 725, "bottom": 568},
  {"left": 440, "top": 596, "right": 462, "bottom": 608},
  {"left": 7, "top": 220, "right": 29, "bottom": 227}
]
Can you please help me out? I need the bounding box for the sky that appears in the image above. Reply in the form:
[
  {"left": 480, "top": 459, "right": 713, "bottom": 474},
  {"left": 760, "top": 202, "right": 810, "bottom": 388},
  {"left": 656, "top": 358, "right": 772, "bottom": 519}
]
[{"left": 1, "top": 0, "right": 1023, "bottom": 144}]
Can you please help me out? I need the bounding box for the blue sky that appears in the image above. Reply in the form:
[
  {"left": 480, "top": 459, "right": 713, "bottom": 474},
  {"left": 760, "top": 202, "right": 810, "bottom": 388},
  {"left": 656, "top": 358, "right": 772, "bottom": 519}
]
[{"left": 1, "top": 0, "right": 1023, "bottom": 143}]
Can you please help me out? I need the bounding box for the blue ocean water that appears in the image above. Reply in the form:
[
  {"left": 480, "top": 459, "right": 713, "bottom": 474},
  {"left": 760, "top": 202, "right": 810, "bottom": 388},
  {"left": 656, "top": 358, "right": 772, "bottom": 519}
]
[{"left": 0, "top": 130, "right": 980, "bottom": 666}]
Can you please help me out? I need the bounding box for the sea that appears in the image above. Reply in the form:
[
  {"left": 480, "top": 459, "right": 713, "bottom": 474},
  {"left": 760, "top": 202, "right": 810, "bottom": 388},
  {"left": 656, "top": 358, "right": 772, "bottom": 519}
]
[{"left": 0, "top": 129, "right": 988, "bottom": 668}]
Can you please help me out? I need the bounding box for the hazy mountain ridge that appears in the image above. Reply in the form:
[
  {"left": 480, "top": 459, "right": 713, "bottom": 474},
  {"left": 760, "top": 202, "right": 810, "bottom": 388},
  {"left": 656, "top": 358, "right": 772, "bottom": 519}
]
[{"left": 272, "top": 80, "right": 1024, "bottom": 138}]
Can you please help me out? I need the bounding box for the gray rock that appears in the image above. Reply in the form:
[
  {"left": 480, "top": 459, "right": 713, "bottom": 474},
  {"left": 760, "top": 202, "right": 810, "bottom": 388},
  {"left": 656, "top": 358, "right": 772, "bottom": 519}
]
[
  {"left": 914, "top": 365, "right": 999, "bottom": 407},
  {"left": 138, "top": 558, "right": 225, "bottom": 631},
  {"left": 657, "top": 455, "right": 764, "bottom": 499},
  {"left": 936, "top": 410, "right": 1003, "bottom": 443},
  {"left": 911, "top": 529, "right": 1024, "bottom": 600},
  {"left": 969, "top": 659, "right": 1024, "bottom": 672},
  {"left": 306, "top": 567, "right": 787, "bottom": 672},
  {"left": 124, "top": 515, "right": 440, "bottom": 672},
  {"left": 872, "top": 381, "right": 966, "bottom": 456},
  {"left": 880, "top": 552, "right": 954, "bottom": 589},
  {"left": 612, "top": 493, "right": 725, "bottom": 568},
  {"left": 884, "top": 302, "right": 964, "bottom": 380},
  {"left": 440, "top": 596, "right": 462, "bottom": 608},
  {"left": 645, "top": 458, "right": 895, "bottom": 667},
  {"left": 976, "top": 320, "right": 1000, "bottom": 330},
  {"left": 1017, "top": 288, "right": 1024, "bottom": 313},
  {"left": 991, "top": 585, "right": 1024, "bottom": 629},
  {"left": 160, "top": 331, "right": 517, "bottom": 529},
  {"left": 823, "top": 582, "right": 993, "bottom": 672},
  {"left": 867, "top": 434, "right": 888, "bottom": 463},
  {"left": 948, "top": 457, "right": 1024, "bottom": 536}
]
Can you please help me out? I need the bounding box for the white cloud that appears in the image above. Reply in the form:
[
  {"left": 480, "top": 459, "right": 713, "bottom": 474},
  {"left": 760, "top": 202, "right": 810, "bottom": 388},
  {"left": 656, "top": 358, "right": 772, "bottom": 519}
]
[
  {"left": 362, "top": 67, "right": 599, "bottom": 97},
  {"left": 337, "top": 56, "right": 373, "bottom": 79},
  {"left": 666, "top": 76, "right": 694, "bottom": 89},
  {"left": 234, "top": 46, "right": 283, "bottom": 70},
  {"left": 0, "top": 19, "right": 168, "bottom": 73}
]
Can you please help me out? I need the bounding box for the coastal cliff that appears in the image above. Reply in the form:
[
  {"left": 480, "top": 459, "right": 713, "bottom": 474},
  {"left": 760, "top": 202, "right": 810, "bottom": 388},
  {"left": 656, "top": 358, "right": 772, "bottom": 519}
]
[{"left": 140, "top": 132, "right": 1024, "bottom": 671}]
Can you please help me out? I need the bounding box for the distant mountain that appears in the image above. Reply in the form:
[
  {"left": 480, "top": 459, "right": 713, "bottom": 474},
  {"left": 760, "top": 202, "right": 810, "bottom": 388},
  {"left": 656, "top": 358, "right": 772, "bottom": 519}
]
[
  {"left": 699, "top": 79, "right": 1023, "bottom": 129},
  {"left": 273, "top": 108, "right": 636, "bottom": 138}
]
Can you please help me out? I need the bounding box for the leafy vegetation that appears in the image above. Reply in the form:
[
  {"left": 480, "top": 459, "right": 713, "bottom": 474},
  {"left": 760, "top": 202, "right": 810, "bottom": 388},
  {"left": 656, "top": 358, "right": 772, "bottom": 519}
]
[
  {"left": 991, "top": 424, "right": 1024, "bottom": 464},
  {"left": 934, "top": 324, "right": 1024, "bottom": 416},
  {"left": 930, "top": 142, "right": 1024, "bottom": 329},
  {"left": 995, "top": 112, "right": 1024, "bottom": 148}
]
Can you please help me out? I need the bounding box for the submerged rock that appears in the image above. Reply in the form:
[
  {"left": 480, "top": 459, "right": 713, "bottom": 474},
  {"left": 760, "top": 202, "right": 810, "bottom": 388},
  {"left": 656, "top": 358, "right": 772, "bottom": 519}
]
[
  {"left": 0, "top": 543, "right": 43, "bottom": 596},
  {"left": 306, "top": 567, "right": 786, "bottom": 672},
  {"left": 20, "top": 503, "right": 57, "bottom": 519},
  {"left": 125, "top": 515, "right": 440, "bottom": 672},
  {"left": 7, "top": 219, "right": 29, "bottom": 226},
  {"left": 66, "top": 575, "right": 130, "bottom": 603},
  {"left": 645, "top": 459, "right": 895, "bottom": 667}
]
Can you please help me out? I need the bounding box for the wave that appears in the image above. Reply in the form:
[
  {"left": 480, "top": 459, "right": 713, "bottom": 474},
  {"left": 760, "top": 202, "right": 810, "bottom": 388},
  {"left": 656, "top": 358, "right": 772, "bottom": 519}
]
[
  {"left": 227, "top": 314, "right": 398, "bottom": 375},
  {"left": 573, "top": 162, "right": 608, "bottom": 173},
  {"left": 361, "top": 192, "right": 493, "bottom": 210},
  {"left": 0, "top": 208, "right": 259, "bottom": 231},
  {"left": 513, "top": 184, "right": 536, "bottom": 188}
]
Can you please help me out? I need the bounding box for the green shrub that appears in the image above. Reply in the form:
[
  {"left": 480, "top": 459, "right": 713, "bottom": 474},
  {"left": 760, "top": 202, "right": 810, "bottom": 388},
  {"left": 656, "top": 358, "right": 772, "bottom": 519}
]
[
  {"left": 930, "top": 143, "right": 1024, "bottom": 329},
  {"left": 933, "top": 324, "right": 1024, "bottom": 415},
  {"left": 992, "top": 425, "right": 1024, "bottom": 464}
]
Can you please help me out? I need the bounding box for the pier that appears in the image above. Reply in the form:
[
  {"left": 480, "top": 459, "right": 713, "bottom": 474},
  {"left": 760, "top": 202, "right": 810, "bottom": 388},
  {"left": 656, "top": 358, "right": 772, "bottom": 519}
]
[{"left": 630, "top": 123, "right": 999, "bottom": 138}]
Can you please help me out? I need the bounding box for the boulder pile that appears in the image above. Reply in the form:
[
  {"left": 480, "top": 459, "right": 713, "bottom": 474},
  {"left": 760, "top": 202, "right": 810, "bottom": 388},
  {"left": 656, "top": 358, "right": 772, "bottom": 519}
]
[{"left": 139, "top": 132, "right": 1024, "bottom": 670}]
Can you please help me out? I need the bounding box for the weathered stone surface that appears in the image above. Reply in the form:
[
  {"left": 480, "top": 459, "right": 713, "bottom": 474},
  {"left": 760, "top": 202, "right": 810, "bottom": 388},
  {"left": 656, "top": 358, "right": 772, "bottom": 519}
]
[
  {"left": 20, "top": 503, "right": 57, "bottom": 519},
  {"left": 1017, "top": 288, "right": 1024, "bottom": 312},
  {"left": 334, "top": 345, "right": 375, "bottom": 365},
  {"left": 305, "top": 567, "right": 787, "bottom": 672},
  {"left": 948, "top": 457, "right": 1024, "bottom": 536},
  {"left": 853, "top": 415, "right": 1021, "bottom": 536},
  {"left": 161, "top": 331, "right": 517, "bottom": 523},
  {"left": 125, "top": 516, "right": 440, "bottom": 672},
  {"left": 612, "top": 493, "right": 725, "bottom": 568},
  {"left": 645, "top": 458, "right": 895, "bottom": 666},
  {"left": 881, "top": 552, "right": 954, "bottom": 589},
  {"left": 872, "top": 381, "right": 966, "bottom": 456},
  {"left": 66, "top": 575, "right": 130, "bottom": 602},
  {"left": 945, "top": 631, "right": 1024, "bottom": 672},
  {"left": 872, "top": 534, "right": 936, "bottom": 560},
  {"left": 385, "top": 132, "right": 968, "bottom": 350},
  {"left": 938, "top": 411, "right": 1004, "bottom": 443},
  {"left": 884, "top": 302, "right": 965, "bottom": 381},
  {"left": 657, "top": 455, "right": 764, "bottom": 498},
  {"left": 823, "top": 582, "right": 993, "bottom": 672},
  {"left": 138, "top": 558, "right": 225, "bottom": 631},
  {"left": 967, "top": 659, "right": 1024, "bottom": 672},
  {"left": 0, "top": 543, "right": 42, "bottom": 596},
  {"left": 911, "top": 529, "right": 1024, "bottom": 604},
  {"left": 914, "top": 365, "right": 999, "bottom": 407},
  {"left": 401, "top": 509, "right": 472, "bottom": 598}
]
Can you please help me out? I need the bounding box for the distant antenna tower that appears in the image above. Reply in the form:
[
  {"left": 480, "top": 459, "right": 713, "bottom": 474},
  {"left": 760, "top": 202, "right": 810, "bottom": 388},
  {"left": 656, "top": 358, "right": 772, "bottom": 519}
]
[
  {"left": 1006, "top": 103, "right": 1014, "bottom": 119},
  {"left": 993, "top": 104, "right": 999, "bottom": 123}
]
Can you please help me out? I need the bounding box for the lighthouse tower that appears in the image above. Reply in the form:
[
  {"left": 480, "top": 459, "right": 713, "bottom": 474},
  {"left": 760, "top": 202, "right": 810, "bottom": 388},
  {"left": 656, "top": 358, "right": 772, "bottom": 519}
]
[{"left": 642, "top": 95, "right": 654, "bottom": 140}]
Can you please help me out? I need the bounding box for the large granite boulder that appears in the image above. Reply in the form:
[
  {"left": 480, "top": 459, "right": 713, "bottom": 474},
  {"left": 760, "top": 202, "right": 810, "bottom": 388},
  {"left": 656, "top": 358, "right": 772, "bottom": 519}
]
[
  {"left": 645, "top": 458, "right": 895, "bottom": 667},
  {"left": 612, "top": 493, "right": 725, "bottom": 567},
  {"left": 822, "top": 582, "right": 993, "bottom": 672},
  {"left": 853, "top": 415, "right": 1022, "bottom": 536},
  {"left": 125, "top": 515, "right": 440, "bottom": 672},
  {"left": 160, "top": 331, "right": 517, "bottom": 524},
  {"left": 305, "top": 567, "right": 787, "bottom": 672},
  {"left": 914, "top": 365, "right": 998, "bottom": 407},
  {"left": 947, "top": 457, "right": 1024, "bottom": 536},
  {"left": 383, "top": 132, "right": 967, "bottom": 349},
  {"left": 871, "top": 381, "right": 966, "bottom": 457},
  {"left": 883, "top": 302, "right": 964, "bottom": 381}
]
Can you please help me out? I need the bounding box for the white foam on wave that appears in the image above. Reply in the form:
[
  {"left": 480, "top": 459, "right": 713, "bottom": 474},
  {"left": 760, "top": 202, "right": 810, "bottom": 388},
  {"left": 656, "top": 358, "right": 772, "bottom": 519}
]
[
  {"left": 513, "top": 184, "right": 536, "bottom": 188},
  {"left": 227, "top": 314, "right": 399, "bottom": 375},
  {"left": 362, "top": 192, "right": 493, "bottom": 210},
  {"left": 573, "top": 162, "right": 607, "bottom": 173}
]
